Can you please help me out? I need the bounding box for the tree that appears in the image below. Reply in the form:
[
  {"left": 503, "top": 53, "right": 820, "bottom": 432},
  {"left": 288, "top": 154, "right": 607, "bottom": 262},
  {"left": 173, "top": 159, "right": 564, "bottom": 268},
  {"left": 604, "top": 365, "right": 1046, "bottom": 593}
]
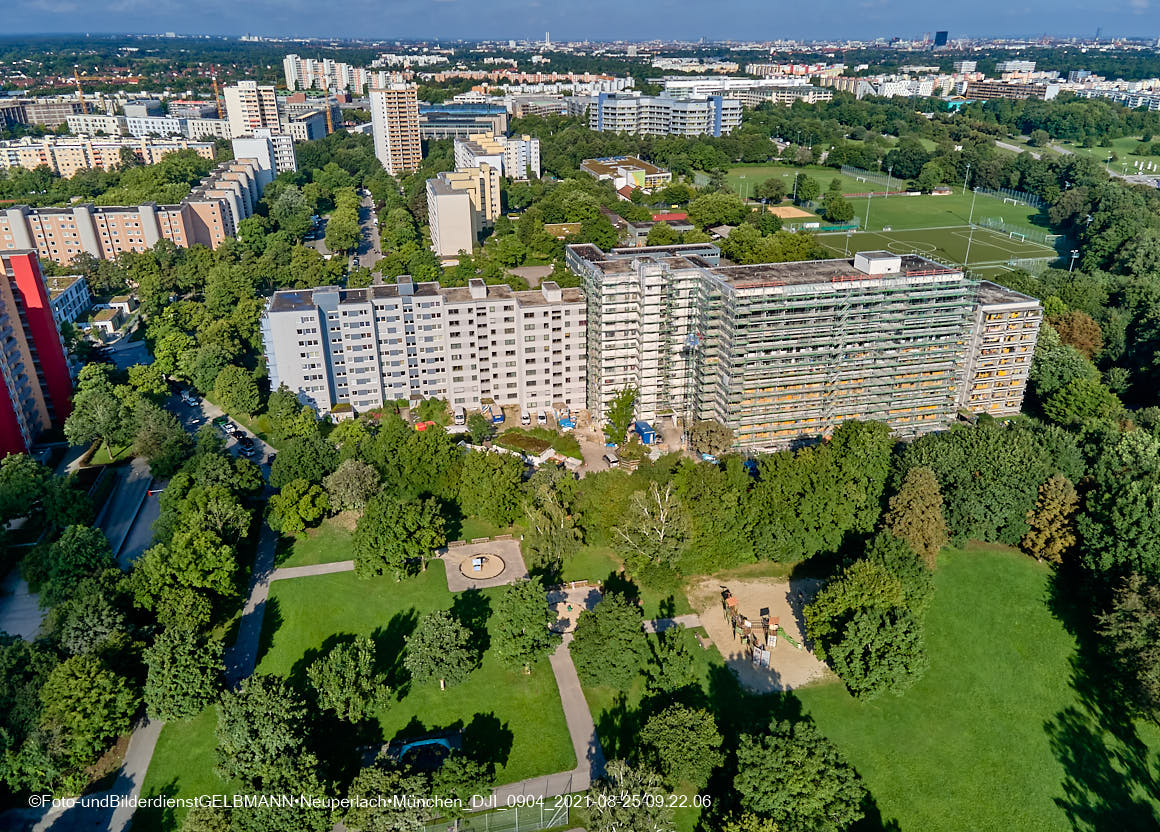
[
  {"left": 467, "top": 412, "right": 492, "bottom": 444},
  {"left": 64, "top": 364, "right": 132, "bottom": 452},
  {"left": 143, "top": 628, "right": 223, "bottom": 721},
  {"left": 133, "top": 400, "right": 192, "bottom": 477},
  {"left": 28, "top": 524, "right": 117, "bottom": 608},
  {"left": 269, "top": 435, "right": 339, "bottom": 488},
  {"left": 687, "top": 191, "right": 749, "bottom": 229},
  {"left": 38, "top": 655, "right": 138, "bottom": 768},
  {"left": 523, "top": 470, "right": 581, "bottom": 575},
  {"left": 1050, "top": 310, "right": 1103, "bottom": 360},
  {"left": 213, "top": 364, "right": 260, "bottom": 417},
  {"left": 755, "top": 177, "right": 786, "bottom": 203},
  {"left": 570, "top": 593, "right": 649, "bottom": 689},
  {"left": 179, "top": 806, "right": 231, "bottom": 832},
  {"left": 1021, "top": 474, "right": 1079, "bottom": 564},
  {"left": 432, "top": 754, "right": 493, "bottom": 813},
  {"left": 323, "top": 459, "right": 382, "bottom": 512},
  {"left": 735, "top": 719, "right": 866, "bottom": 832},
  {"left": 353, "top": 494, "right": 446, "bottom": 580},
  {"left": 345, "top": 760, "right": 434, "bottom": 831},
  {"left": 646, "top": 222, "right": 680, "bottom": 246},
  {"left": 605, "top": 387, "right": 637, "bottom": 446},
  {"left": 268, "top": 478, "right": 330, "bottom": 537},
  {"left": 882, "top": 466, "right": 948, "bottom": 569},
  {"left": 1098, "top": 573, "right": 1160, "bottom": 719},
  {"left": 216, "top": 674, "right": 316, "bottom": 790},
  {"left": 793, "top": 173, "right": 820, "bottom": 204},
  {"left": 53, "top": 590, "right": 127, "bottom": 655},
  {"left": 1077, "top": 430, "right": 1160, "bottom": 579},
  {"left": 614, "top": 481, "right": 688, "bottom": 569},
  {"left": 647, "top": 624, "right": 699, "bottom": 693},
  {"left": 821, "top": 191, "right": 855, "bottom": 223},
  {"left": 1043, "top": 377, "right": 1122, "bottom": 425},
  {"left": 639, "top": 704, "right": 722, "bottom": 789},
  {"left": 457, "top": 450, "right": 524, "bottom": 527},
  {"left": 688, "top": 419, "right": 733, "bottom": 456},
  {"left": 492, "top": 577, "right": 560, "bottom": 672},
  {"left": 1028, "top": 129, "right": 1051, "bottom": 147},
  {"left": 405, "top": 609, "right": 477, "bottom": 689},
  {"left": 307, "top": 636, "right": 389, "bottom": 722},
  {"left": 131, "top": 528, "right": 238, "bottom": 626},
  {"left": 588, "top": 760, "right": 675, "bottom": 832}
]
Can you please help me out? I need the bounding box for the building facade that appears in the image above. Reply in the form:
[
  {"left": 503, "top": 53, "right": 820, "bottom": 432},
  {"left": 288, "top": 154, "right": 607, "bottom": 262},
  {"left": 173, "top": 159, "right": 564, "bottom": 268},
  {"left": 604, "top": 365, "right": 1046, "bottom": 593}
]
[
  {"left": 426, "top": 164, "right": 501, "bottom": 259},
  {"left": 0, "top": 158, "right": 265, "bottom": 265},
  {"left": 223, "top": 81, "right": 281, "bottom": 140},
  {"left": 590, "top": 92, "right": 743, "bottom": 137},
  {"left": 262, "top": 278, "right": 586, "bottom": 416},
  {"left": 44, "top": 274, "right": 92, "bottom": 325},
  {"left": 0, "top": 136, "right": 215, "bottom": 178},
  {"left": 418, "top": 103, "right": 508, "bottom": 140},
  {"left": 566, "top": 244, "right": 1041, "bottom": 451},
  {"left": 370, "top": 84, "right": 423, "bottom": 176},
  {"left": 580, "top": 156, "right": 672, "bottom": 192},
  {"left": 0, "top": 252, "right": 73, "bottom": 455},
  {"left": 453, "top": 133, "right": 540, "bottom": 180}
]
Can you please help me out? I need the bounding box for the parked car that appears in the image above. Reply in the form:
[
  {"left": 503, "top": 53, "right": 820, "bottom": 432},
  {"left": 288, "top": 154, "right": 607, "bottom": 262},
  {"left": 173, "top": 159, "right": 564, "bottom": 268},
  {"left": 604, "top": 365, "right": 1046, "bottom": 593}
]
[
  {"left": 453, "top": 406, "right": 466, "bottom": 425},
  {"left": 520, "top": 411, "right": 532, "bottom": 426},
  {"left": 180, "top": 389, "right": 198, "bottom": 406},
  {"left": 351, "top": 257, "right": 360, "bottom": 269},
  {"left": 537, "top": 411, "right": 547, "bottom": 425},
  {"left": 236, "top": 436, "right": 256, "bottom": 456},
  {"left": 602, "top": 452, "right": 619, "bottom": 467}
]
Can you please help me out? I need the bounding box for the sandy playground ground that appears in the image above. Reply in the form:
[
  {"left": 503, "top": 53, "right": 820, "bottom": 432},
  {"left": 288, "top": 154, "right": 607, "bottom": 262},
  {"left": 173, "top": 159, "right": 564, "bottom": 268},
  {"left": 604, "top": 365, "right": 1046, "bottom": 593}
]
[{"left": 688, "top": 577, "right": 833, "bottom": 694}]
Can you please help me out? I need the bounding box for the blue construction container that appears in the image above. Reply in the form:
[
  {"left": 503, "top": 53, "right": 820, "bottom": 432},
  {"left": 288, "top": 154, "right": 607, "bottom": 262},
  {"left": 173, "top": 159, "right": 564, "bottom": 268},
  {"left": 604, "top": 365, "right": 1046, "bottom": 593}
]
[{"left": 634, "top": 421, "right": 656, "bottom": 445}]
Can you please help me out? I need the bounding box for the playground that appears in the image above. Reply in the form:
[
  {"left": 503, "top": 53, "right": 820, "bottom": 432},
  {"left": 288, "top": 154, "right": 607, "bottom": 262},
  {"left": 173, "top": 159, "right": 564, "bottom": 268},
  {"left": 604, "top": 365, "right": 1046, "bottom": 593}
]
[
  {"left": 688, "top": 577, "right": 831, "bottom": 693},
  {"left": 814, "top": 224, "right": 1059, "bottom": 278},
  {"left": 441, "top": 538, "right": 528, "bottom": 591}
]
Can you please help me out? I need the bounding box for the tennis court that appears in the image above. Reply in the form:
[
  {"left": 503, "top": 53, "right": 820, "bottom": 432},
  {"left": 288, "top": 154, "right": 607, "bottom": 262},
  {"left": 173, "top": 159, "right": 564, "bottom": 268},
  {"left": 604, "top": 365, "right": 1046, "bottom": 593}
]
[{"left": 815, "top": 224, "right": 1059, "bottom": 277}]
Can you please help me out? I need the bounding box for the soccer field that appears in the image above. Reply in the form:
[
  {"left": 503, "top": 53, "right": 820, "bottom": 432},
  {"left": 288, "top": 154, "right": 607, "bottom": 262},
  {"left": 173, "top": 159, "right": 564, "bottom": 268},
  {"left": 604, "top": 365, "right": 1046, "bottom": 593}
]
[{"left": 815, "top": 225, "right": 1059, "bottom": 277}]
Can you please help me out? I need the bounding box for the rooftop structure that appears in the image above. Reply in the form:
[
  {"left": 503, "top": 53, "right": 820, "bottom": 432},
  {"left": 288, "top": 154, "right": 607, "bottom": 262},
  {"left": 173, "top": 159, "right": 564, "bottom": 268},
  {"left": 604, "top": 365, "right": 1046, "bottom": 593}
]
[{"left": 580, "top": 156, "right": 672, "bottom": 192}]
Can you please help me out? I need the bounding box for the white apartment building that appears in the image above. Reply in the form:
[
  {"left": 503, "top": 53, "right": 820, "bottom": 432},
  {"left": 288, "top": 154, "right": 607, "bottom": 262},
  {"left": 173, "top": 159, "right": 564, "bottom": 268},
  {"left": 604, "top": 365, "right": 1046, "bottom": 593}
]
[
  {"left": 370, "top": 83, "right": 422, "bottom": 176},
  {"left": 44, "top": 274, "right": 92, "bottom": 325},
  {"left": 66, "top": 114, "right": 128, "bottom": 136},
  {"left": 223, "top": 81, "right": 281, "bottom": 141},
  {"left": 185, "top": 118, "right": 232, "bottom": 140},
  {"left": 232, "top": 129, "right": 297, "bottom": 187},
  {"left": 453, "top": 133, "right": 540, "bottom": 180},
  {"left": 590, "top": 92, "right": 743, "bottom": 137},
  {"left": 126, "top": 116, "right": 185, "bottom": 137},
  {"left": 283, "top": 55, "right": 375, "bottom": 94},
  {"left": 262, "top": 278, "right": 586, "bottom": 416}
]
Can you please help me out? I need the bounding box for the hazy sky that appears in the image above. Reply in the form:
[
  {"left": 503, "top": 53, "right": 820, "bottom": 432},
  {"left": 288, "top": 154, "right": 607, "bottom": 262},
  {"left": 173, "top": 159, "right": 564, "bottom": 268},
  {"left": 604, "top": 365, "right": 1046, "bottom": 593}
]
[{"left": 4, "top": 0, "right": 1156, "bottom": 40}]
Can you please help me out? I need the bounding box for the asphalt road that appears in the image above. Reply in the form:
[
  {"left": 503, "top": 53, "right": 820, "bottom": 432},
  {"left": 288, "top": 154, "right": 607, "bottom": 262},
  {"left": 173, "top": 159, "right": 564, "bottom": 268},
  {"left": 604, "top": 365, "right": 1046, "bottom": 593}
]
[{"left": 355, "top": 192, "right": 383, "bottom": 271}]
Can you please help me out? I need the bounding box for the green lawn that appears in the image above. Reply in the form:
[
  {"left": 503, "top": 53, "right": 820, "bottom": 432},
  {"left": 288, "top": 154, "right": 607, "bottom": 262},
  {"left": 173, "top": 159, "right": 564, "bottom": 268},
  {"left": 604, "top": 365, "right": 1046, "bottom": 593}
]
[
  {"left": 133, "top": 709, "right": 233, "bottom": 832},
  {"left": 1046, "top": 135, "right": 1160, "bottom": 175},
  {"left": 727, "top": 164, "right": 872, "bottom": 199},
  {"left": 257, "top": 568, "right": 575, "bottom": 784},
  {"left": 275, "top": 514, "right": 355, "bottom": 568},
  {"left": 89, "top": 441, "right": 134, "bottom": 466},
  {"left": 560, "top": 545, "right": 692, "bottom": 619},
  {"left": 796, "top": 544, "right": 1160, "bottom": 831}
]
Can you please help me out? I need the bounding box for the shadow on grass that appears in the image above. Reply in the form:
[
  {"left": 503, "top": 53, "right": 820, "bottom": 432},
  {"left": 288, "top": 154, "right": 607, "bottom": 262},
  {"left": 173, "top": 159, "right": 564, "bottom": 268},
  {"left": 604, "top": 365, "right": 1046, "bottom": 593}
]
[
  {"left": 451, "top": 588, "right": 492, "bottom": 655},
  {"left": 252, "top": 595, "right": 282, "bottom": 670},
  {"left": 128, "top": 777, "right": 177, "bottom": 832},
  {"left": 372, "top": 609, "right": 419, "bottom": 697},
  {"left": 1044, "top": 565, "right": 1160, "bottom": 831}
]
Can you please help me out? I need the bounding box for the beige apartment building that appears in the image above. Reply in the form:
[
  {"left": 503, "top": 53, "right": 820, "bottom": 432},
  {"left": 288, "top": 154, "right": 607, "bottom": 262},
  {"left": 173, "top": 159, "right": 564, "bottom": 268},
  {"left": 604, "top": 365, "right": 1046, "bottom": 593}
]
[
  {"left": 960, "top": 283, "right": 1042, "bottom": 416},
  {"left": 369, "top": 83, "right": 422, "bottom": 176},
  {"left": 426, "top": 164, "right": 501, "bottom": 261},
  {"left": 0, "top": 158, "right": 265, "bottom": 265},
  {"left": 223, "top": 81, "right": 282, "bottom": 140},
  {"left": 0, "top": 136, "right": 216, "bottom": 178}
]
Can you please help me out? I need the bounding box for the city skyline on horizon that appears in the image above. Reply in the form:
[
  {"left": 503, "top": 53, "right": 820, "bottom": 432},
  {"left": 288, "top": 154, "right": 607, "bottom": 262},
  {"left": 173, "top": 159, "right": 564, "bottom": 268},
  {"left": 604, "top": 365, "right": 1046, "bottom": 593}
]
[{"left": 3, "top": 0, "right": 1155, "bottom": 43}]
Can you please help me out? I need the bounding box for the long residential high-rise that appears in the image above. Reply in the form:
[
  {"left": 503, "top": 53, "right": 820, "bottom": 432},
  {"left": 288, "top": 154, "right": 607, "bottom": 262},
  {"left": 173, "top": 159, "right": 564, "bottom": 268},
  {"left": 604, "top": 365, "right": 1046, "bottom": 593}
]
[
  {"left": 1, "top": 251, "right": 73, "bottom": 456},
  {"left": 369, "top": 83, "right": 422, "bottom": 176},
  {"left": 426, "top": 164, "right": 502, "bottom": 260},
  {"left": 565, "top": 244, "right": 1041, "bottom": 450},
  {"left": 590, "top": 91, "right": 743, "bottom": 137},
  {"left": 262, "top": 278, "right": 586, "bottom": 416},
  {"left": 453, "top": 133, "right": 541, "bottom": 180},
  {"left": 223, "top": 81, "right": 282, "bottom": 141}
]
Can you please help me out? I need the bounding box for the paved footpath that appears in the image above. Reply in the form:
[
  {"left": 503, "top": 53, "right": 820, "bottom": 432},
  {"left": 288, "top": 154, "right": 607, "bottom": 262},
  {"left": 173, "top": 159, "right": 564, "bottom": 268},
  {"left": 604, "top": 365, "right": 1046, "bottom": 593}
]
[
  {"left": 224, "top": 521, "right": 278, "bottom": 686},
  {"left": 642, "top": 613, "right": 701, "bottom": 633}
]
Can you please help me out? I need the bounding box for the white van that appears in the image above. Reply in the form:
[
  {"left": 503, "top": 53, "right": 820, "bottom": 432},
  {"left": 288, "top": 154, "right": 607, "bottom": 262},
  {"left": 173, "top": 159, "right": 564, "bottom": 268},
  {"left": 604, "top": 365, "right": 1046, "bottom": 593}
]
[
  {"left": 453, "top": 406, "right": 466, "bottom": 425},
  {"left": 603, "top": 452, "right": 619, "bottom": 467}
]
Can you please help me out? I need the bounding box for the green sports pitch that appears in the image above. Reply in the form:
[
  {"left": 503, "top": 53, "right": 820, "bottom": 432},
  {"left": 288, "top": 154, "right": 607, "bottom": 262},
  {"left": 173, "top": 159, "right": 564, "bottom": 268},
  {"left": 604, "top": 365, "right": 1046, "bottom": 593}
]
[{"left": 814, "top": 224, "right": 1060, "bottom": 277}]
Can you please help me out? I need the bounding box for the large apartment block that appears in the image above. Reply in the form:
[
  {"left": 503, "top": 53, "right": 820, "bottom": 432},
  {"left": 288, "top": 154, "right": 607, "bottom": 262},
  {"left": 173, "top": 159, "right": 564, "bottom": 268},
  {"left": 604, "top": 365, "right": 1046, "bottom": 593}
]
[
  {"left": 566, "top": 244, "right": 1040, "bottom": 450},
  {"left": 0, "top": 158, "right": 266, "bottom": 265},
  {"left": 370, "top": 83, "right": 423, "bottom": 176},
  {"left": 223, "top": 81, "right": 282, "bottom": 140},
  {"left": 453, "top": 133, "right": 541, "bottom": 180},
  {"left": 590, "top": 92, "right": 743, "bottom": 137},
  {"left": 0, "top": 135, "right": 216, "bottom": 178},
  {"left": 262, "top": 278, "right": 586, "bottom": 416},
  {"left": 426, "top": 165, "right": 502, "bottom": 260},
  {"left": 0, "top": 252, "right": 73, "bottom": 456}
]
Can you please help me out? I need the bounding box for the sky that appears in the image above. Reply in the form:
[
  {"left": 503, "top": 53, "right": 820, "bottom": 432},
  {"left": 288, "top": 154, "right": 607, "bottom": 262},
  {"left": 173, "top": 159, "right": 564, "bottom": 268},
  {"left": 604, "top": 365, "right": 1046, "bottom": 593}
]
[{"left": 3, "top": 0, "right": 1157, "bottom": 41}]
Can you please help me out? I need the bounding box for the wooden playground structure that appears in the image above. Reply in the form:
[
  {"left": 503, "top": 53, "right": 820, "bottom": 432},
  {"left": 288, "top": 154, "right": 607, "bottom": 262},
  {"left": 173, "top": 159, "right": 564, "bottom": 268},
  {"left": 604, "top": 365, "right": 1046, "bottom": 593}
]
[{"left": 720, "top": 586, "right": 803, "bottom": 671}]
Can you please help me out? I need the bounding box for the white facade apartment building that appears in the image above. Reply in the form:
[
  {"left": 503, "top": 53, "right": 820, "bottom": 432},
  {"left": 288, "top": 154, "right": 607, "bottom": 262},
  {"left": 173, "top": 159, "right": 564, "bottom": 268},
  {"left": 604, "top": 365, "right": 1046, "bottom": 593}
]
[
  {"left": 223, "top": 81, "right": 281, "bottom": 142},
  {"left": 283, "top": 55, "right": 375, "bottom": 94},
  {"left": 262, "top": 278, "right": 586, "bottom": 416},
  {"left": 453, "top": 133, "right": 540, "bottom": 180},
  {"left": 370, "top": 83, "right": 423, "bottom": 176},
  {"left": 590, "top": 92, "right": 743, "bottom": 137},
  {"left": 426, "top": 165, "right": 501, "bottom": 260}
]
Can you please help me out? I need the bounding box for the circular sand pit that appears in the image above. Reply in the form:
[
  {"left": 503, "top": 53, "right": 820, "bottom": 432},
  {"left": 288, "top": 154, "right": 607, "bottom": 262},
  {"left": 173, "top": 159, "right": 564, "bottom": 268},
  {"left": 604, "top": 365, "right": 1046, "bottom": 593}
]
[{"left": 459, "top": 553, "right": 505, "bottom": 581}]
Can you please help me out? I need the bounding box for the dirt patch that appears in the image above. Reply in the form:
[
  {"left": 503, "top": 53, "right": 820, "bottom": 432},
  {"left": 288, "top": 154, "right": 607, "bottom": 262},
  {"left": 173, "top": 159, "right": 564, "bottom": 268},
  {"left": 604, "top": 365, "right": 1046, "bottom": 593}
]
[
  {"left": 329, "top": 510, "right": 360, "bottom": 532},
  {"left": 766, "top": 205, "right": 816, "bottom": 219},
  {"left": 689, "top": 577, "right": 833, "bottom": 693}
]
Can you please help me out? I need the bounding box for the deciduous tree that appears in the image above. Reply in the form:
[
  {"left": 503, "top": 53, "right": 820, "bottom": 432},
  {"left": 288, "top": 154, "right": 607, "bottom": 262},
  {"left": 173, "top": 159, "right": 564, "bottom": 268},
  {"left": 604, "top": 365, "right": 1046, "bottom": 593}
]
[
  {"left": 306, "top": 636, "right": 389, "bottom": 722},
  {"left": 571, "top": 593, "right": 648, "bottom": 689},
  {"left": 268, "top": 478, "right": 330, "bottom": 537},
  {"left": 639, "top": 704, "right": 722, "bottom": 789},
  {"left": 1021, "top": 474, "right": 1079, "bottom": 564},
  {"left": 883, "top": 466, "right": 948, "bottom": 568},
  {"left": 404, "top": 610, "right": 477, "bottom": 689},
  {"left": 491, "top": 577, "right": 559, "bottom": 672},
  {"left": 353, "top": 494, "right": 446, "bottom": 580},
  {"left": 143, "top": 628, "right": 223, "bottom": 721}
]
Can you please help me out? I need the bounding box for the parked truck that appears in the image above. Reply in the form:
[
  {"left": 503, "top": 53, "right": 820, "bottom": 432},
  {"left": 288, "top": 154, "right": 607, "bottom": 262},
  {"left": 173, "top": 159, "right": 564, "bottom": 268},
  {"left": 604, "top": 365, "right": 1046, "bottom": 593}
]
[{"left": 481, "top": 402, "right": 504, "bottom": 425}]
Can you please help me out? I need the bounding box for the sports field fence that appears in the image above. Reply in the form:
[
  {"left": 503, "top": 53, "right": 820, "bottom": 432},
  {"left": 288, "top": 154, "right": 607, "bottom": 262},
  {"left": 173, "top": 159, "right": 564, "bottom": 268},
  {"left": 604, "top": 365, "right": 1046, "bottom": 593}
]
[
  {"left": 840, "top": 165, "right": 895, "bottom": 188},
  {"left": 972, "top": 187, "right": 1046, "bottom": 209},
  {"left": 977, "top": 217, "right": 1061, "bottom": 247}
]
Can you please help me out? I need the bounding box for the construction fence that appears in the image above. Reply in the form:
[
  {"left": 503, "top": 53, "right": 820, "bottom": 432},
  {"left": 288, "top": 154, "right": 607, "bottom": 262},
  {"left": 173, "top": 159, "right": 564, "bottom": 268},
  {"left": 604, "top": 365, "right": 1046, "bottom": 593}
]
[{"left": 423, "top": 803, "right": 570, "bottom": 832}]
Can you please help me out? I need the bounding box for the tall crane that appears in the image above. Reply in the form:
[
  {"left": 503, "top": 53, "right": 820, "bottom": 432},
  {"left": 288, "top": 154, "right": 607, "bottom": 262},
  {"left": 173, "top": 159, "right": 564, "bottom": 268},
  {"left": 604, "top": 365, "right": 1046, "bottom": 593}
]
[
  {"left": 73, "top": 67, "right": 86, "bottom": 112},
  {"left": 319, "top": 72, "right": 334, "bottom": 135},
  {"left": 211, "top": 65, "right": 224, "bottom": 119}
]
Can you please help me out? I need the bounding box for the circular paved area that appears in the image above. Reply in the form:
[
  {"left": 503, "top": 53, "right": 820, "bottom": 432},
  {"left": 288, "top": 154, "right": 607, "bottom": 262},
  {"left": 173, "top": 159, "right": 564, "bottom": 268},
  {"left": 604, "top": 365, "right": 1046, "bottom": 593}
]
[{"left": 459, "top": 553, "right": 506, "bottom": 580}]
